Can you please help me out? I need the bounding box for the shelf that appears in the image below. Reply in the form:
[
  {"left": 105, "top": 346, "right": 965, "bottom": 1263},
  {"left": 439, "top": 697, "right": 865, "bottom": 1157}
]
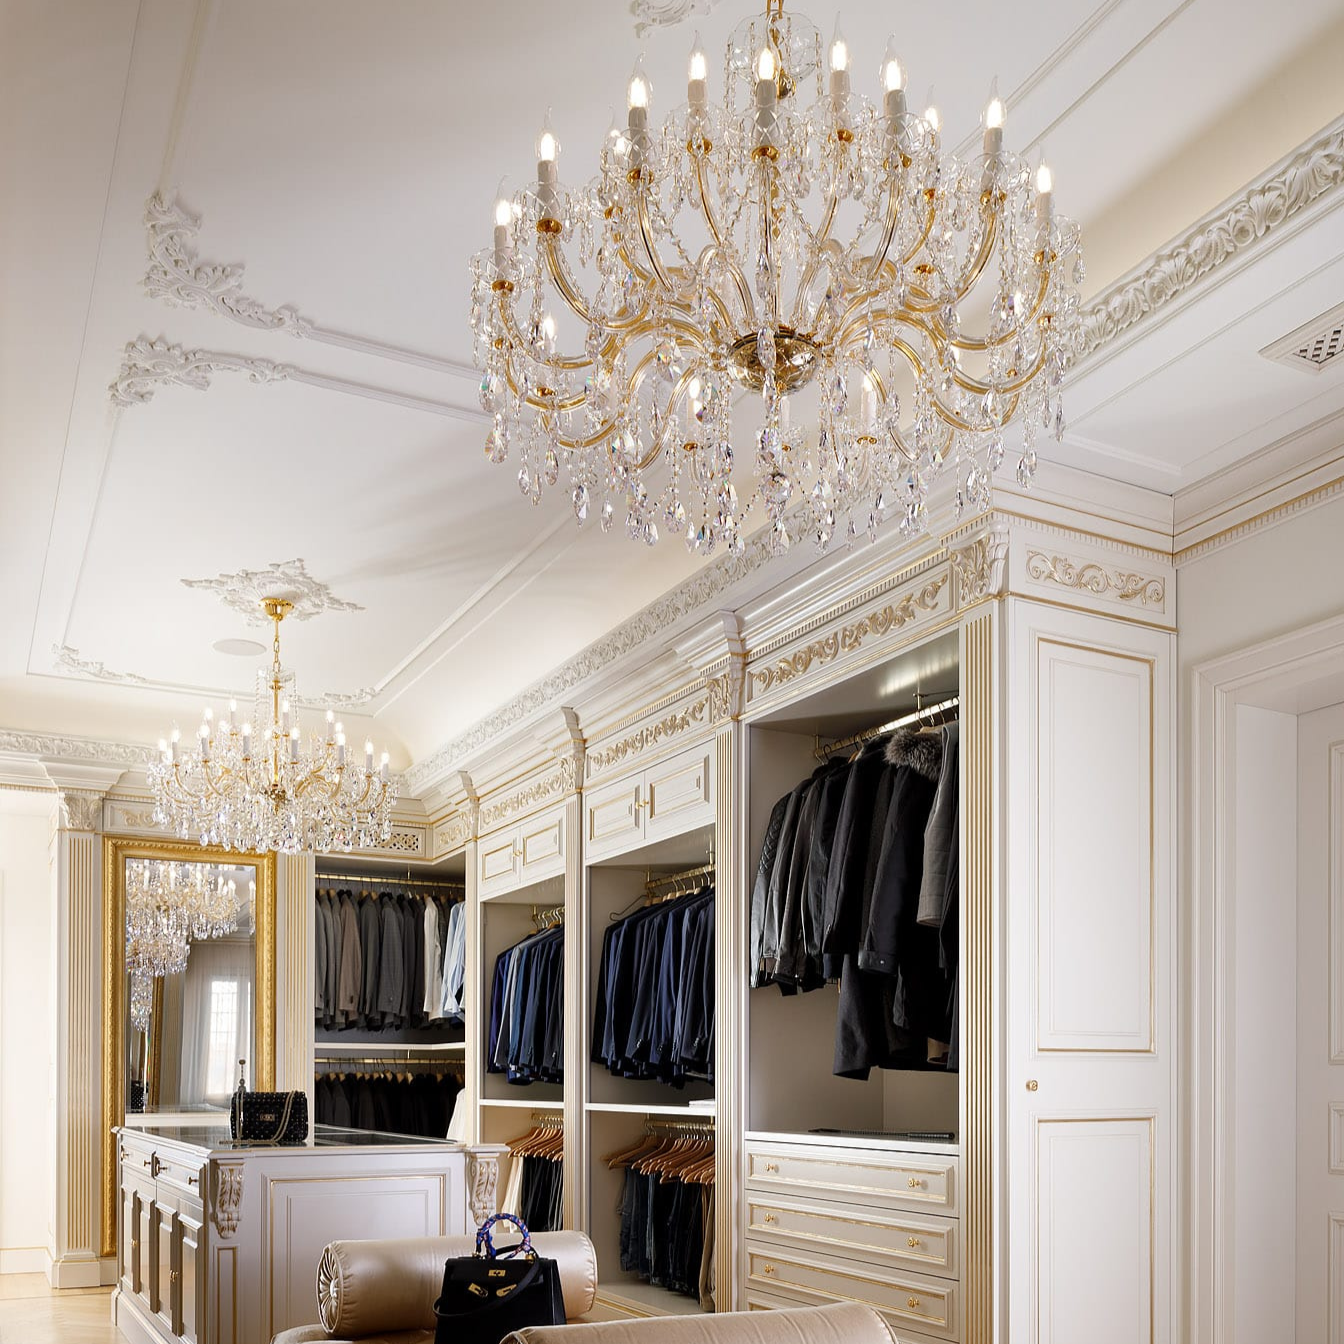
[
  {"left": 315, "top": 1041, "right": 464, "bottom": 1055},
  {"left": 481, "top": 1098, "right": 564, "bottom": 1111},
  {"left": 586, "top": 1102, "right": 717, "bottom": 1117},
  {"left": 596, "top": 1280, "right": 707, "bottom": 1318}
]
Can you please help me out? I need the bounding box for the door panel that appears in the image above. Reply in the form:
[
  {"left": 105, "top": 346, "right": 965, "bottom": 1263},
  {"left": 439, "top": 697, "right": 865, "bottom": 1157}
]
[
  {"left": 584, "top": 775, "right": 642, "bottom": 861},
  {"left": 643, "top": 746, "right": 714, "bottom": 841}
]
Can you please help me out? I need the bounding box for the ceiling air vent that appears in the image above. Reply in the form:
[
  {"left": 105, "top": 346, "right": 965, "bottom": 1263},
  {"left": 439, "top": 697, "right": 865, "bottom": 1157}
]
[{"left": 1261, "top": 302, "right": 1344, "bottom": 374}]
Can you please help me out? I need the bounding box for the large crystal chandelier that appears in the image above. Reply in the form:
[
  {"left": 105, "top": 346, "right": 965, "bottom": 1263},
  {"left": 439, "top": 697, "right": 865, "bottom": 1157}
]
[
  {"left": 149, "top": 597, "right": 398, "bottom": 854},
  {"left": 125, "top": 859, "right": 254, "bottom": 1030},
  {"left": 471, "top": 0, "right": 1082, "bottom": 553}
]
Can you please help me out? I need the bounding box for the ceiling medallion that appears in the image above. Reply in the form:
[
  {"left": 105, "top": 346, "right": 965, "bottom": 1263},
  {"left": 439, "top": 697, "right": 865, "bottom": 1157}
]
[
  {"left": 471, "top": 0, "right": 1082, "bottom": 555},
  {"left": 149, "top": 597, "right": 397, "bottom": 854}
]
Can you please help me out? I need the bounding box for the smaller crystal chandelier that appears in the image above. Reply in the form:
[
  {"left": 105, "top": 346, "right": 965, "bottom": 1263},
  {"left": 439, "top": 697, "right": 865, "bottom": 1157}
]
[
  {"left": 125, "top": 859, "right": 254, "bottom": 1030},
  {"left": 150, "top": 597, "right": 398, "bottom": 854}
]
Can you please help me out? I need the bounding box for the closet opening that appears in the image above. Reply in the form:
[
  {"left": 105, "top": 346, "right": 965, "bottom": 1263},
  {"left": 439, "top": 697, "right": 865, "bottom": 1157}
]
[{"left": 745, "top": 628, "right": 962, "bottom": 1146}]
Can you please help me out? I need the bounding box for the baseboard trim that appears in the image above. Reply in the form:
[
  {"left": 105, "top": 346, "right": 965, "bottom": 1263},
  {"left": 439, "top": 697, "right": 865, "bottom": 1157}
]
[{"left": 45, "top": 1251, "right": 102, "bottom": 1289}]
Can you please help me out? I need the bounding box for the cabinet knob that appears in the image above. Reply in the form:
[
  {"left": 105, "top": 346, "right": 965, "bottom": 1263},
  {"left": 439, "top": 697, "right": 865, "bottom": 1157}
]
[
  {"left": 907, "top": 1236, "right": 921, "bottom": 1248},
  {"left": 761, "top": 1263, "right": 776, "bottom": 1277},
  {"left": 907, "top": 1176, "right": 922, "bottom": 1189},
  {"left": 764, "top": 1161, "right": 779, "bottom": 1174},
  {"left": 907, "top": 1296, "right": 921, "bottom": 1311},
  {"left": 170, "top": 1270, "right": 180, "bottom": 1284},
  {"left": 634, "top": 794, "right": 647, "bottom": 811},
  {"left": 762, "top": 1212, "right": 777, "bottom": 1225},
  {"left": 186, "top": 1175, "right": 198, "bottom": 1187},
  {"left": 1026, "top": 1079, "right": 1039, "bottom": 1092}
]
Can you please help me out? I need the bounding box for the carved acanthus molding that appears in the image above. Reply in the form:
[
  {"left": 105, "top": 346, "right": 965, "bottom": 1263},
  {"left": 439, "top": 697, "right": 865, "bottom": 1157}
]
[
  {"left": 750, "top": 576, "right": 949, "bottom": 694},
  {"left": 466, "top": 1150, "right": 500, "bottom": 1227},
  {"left": 213, "top": 1164, "right": 244, "bottom": 1238},
  {"left": 182, "top": 558, "right": 362, "bottom": 625},
  {"left": 479, "top": 759, "right": 575, "bottom": 832},
  {"left": 144, "top": 192, "right": 312, "bottom": 337},
  {"left": 436, "top": 812, "right": 472, "bottom": 853},
  {"left": 586, "top": 696, "right": 710, "bottom": 779},
  {"left": 0, "top": 729, "right": 154, "bottom": 768},
  {"left": 58, "top": 790, "right": 104, "bottom": 833},
  {"left": 632, "top": 0, "right": 723, "bottom": 36},
  {"left": 1025, "top": 551, "right": 1166, "bottom": 606},
  {"left": 706, "top": 662, "right": 745, "bottom": 724},
  {"left": 51, "top": 644, "right": 148, "bottom": 686},
  {"left": 1078, "top": 119, "right": 1344, "bottom": 363},
  {"left": 111, "top": 338, "right": 292, "bottom": 406},
  {"left": 112, "top": 806, "right": 159, "bottom": 831},
  {"left": 951, "top": 531, "right": 1010, "bottom": 609}
]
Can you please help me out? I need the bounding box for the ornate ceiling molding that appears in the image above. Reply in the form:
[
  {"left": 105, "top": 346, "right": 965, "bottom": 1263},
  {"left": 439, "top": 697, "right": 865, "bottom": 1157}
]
[
  {"left": 631, "top": 0, "right": 723, "bottom": 37},
  {"left": 1024, "top": 551, "right": 1166, "bottom": 606},
  {"left": 1077, "top": 118, "right": 1344, "bottom": 363},
  {"left": 52, "top": 644, "right": 148, "bottom": 685},
  {"left": 145, "top": 192, "right": 313, "bottom": 337},
  {"left": 0, "top": 729, "right": 154, "bottom": 768},
  {"left": 181, "top": 558, "right": 361, "bottom": 625},
  {"left": 585, "top": 695, "right": 710, "bottom": 779},
  {"left": 111, "top": 337, "right": 291, "bottom": 406}
]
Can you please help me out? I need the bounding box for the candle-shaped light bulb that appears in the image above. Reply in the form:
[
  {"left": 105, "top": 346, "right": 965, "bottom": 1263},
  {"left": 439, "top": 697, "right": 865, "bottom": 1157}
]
[
  {"left": 536, "top": 112, "right": 558, "bottom": 164},
  {"left": 829, "top": 17, "right": 850, "bottom": 73},
  {"left": 493, "top": 182, "right": 514, "bottom": 269},
  {"left": 923, "top": 88, "right": 941, "bottom": 136},
  {"left": 170, "top": 727, "right": 180, "bottom": 762},
  {"left": 626, "top": 57, "right": 650, "bottom": 171},
  {"left": 1035, "top": 159, "right": 1054, "bottom": 224},
  {"left": 379, "top": 751, "right": 390, "bottom": 782},
  {"left": 756, "top": 46, "right": 776, "bottom": 83},
  {"left": 199, "top": 724, "right": 211, "bottom": 760},
  {"left": 493, "top": 195, "right": 512, "bottom": 229},
  {"left": 536, "top": 111, "right": 560, "bottom": 221},
  {"left": 288, "top": 728, "right": 299, "bottom": 762},
  {"left": 227, "top": 698, "right": 237, "bottom": 728},
  {"left": 158, "top": 737, "right": 169, "bottom": 760},
  {"left": 881, "top": 37, "right": 906, "bottom": 129},
  {"left": 336, "top": 732, "right": 346, "bottom": 766},
  {"left": 325, "top": 709, "right": 335, "bottom": 742},
  {"left": 364, "top": 739, "right": 374, "bottom": 772},
  {"left": 241, "top": 722, "right": 252, "bottom": 757},
  {"left": 280, "top": 698, "right": 291, "bottom": 732},
  {"left": 627, "top": 56, "right": 651, "bottom": 110},
  {"left": 984, "top": 79, "right": 1006, "bottom": 130},
  {"left": 755, "top": 46, "right": 778, "bottom": 146},
  {"left": 688, "top": 33, "right": 707, "bottom": 108}
]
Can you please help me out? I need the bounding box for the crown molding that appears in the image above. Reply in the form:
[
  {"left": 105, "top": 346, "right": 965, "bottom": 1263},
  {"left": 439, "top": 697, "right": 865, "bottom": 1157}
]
[
  {"left": 110, "top": 337, "right": 487, "bottom": 424},
  {"left": 0, "top": 728, "right": 153, "bottom": 769},
  {"left": 143, "top": 190, "right": 478, "bottom": 383},
  {"left": 1077, "top": 117, "right": 1344, "bottom": 366}
]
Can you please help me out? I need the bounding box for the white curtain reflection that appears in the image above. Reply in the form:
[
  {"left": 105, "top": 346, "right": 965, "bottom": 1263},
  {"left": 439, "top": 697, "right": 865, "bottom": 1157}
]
[{"left": 178, "top": 938, "right": 254, "bottom": 1106}]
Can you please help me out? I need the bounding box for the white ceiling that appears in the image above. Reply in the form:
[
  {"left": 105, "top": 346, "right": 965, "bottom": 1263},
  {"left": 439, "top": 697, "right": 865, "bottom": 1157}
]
[{"left": 3, "top": 0, "right": 1343, "bottom": 775}]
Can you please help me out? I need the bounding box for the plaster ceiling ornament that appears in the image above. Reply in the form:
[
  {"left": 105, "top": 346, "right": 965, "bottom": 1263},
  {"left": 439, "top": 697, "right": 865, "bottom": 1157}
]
[
  {"left": 181, "top": 558, "right": 362, "bottom": 625},
  {"left": 143, "top": 191, "right": 313, "bottom": 336},
  {"left": 632, "top": 0, "right": 723, "bottom": 38},
  {"left": 149, "top": 597, "right": 398, "bottom": 854},
  {"left": 51, "top": 644, "right": 149, "bottom": 685},
  {"left": 472, "top": 0, "right": 1081, "bottom": 555},
  {"left": 1077, "top": 118, "right": 1344, "bottom": 365},
  {"left": 110, "top": 337, "right": 292, "bottom": 406}
]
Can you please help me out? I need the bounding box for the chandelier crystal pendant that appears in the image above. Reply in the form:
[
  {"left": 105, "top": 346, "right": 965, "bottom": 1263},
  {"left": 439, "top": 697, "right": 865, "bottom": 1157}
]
[
  {"left": 149, "top": 597, "right": 398, "bottom": 854},
  {"left": 471, "top": 0, "right": 1082, "bottom": 554}
]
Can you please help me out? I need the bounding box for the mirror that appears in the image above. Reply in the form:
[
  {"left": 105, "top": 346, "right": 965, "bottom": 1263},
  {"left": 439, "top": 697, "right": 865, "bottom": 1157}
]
[{"left": 101, "top": 837, "right": 275, "bottom": 1254}]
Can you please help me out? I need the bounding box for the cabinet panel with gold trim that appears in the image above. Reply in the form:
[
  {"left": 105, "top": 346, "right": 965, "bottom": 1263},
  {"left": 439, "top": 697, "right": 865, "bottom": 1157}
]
[
  {"left": 745, "top": 1141, "right": 959, "bottom": 1216},
  {"left": 746, "top": 1191, "right": 957, "bottom": 1279},
  {"left": 746, "top": 1244, "right": 959, "bottom": 1340},
  {"left": 642, "top": 746, "right": 714, "bottom": 842},
  {"left": 747, "top": 1284, "right": 950, "bottom": 1344}
]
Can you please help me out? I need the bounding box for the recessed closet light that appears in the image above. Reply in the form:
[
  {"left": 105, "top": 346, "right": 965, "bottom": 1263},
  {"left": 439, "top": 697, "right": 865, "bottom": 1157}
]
[{"left": 213, "top": 638, "right": 265, "bottom": 656}]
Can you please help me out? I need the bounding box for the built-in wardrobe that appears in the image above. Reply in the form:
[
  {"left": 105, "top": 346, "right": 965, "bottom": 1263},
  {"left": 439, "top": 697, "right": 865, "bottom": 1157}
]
[{"left": 319, "top": 503, "right": 1177, "bottom": 1344}]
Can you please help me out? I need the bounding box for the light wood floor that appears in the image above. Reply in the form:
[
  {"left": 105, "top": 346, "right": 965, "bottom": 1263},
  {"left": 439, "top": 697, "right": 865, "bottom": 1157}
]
[{"left": 0, "top": 1273, "right": 126, "bottom": 1343}]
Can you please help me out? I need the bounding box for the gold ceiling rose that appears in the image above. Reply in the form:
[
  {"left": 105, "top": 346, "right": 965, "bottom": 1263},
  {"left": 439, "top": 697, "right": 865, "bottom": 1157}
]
[
  {"left": 471, "top": 0, "right": 1082, "bottom": 554},
  {"left": 149, "top": 596, "right": 397, "bottom": 854}
]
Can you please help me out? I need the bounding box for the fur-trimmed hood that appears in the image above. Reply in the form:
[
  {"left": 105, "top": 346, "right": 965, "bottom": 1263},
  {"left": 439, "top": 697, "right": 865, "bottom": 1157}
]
[{"left": 883, "top": 727, "right": 943, "bottom": 780}]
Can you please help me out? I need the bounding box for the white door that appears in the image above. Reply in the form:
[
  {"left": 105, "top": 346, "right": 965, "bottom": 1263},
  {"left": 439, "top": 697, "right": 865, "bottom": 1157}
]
[
  {"left": 1296, "top": 702, "right": 1344, "bottom": 1341},
  {"left": 1005, "top": 602, "right": 1174, "bottom": 1344}
]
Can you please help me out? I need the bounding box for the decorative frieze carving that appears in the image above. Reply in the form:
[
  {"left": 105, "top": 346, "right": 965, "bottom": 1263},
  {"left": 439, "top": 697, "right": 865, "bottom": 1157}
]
[
  {"left": 182, "top": 557, "right": 362, "bottom": 625},
  {"left": 113, "top": 806, "right": 158, "bottom": 831},
  {"left": 0, "top": 729, "right": 154, "bottom": 768},
  {"left": 111, "top": 338, "right": 291, "bottom": 406},
  {"left": 951, "top": 531, "right": 1010, "bottom": 610},
  {"left": 585, "top": 696, "right": 710, "bottom": 778},
  {"left": 58, "top": 791, "right": 104, "bottom": 833},
  {"left": 213, "top": 1164, "right": 244, "bottom": 1238},
  {"left": 436, "top": 813, "right": 472, "bottom": 853},
  {"left": 479, "top": 759, "right": 575, "bottom": 831},
  {"left": 1025, "top": 551, "right": 1167, "bottom": 606},
  {"left": 1078, "top": 119, "right": 1344, "bottom": 362},
  {"left": 750, "top": 575, "right": 949, "bottom": 694}
]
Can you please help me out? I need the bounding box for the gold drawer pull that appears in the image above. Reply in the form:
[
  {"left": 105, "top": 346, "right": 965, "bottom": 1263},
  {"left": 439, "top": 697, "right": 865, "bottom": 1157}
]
[
  {"left": 170, "top": 1270, "right": 179, "bottom": 1284},
  {"left": 762, "top": 1263, "right": 776, "bottom": 1277},
  {"left": 141, "top": 1159, "right": 152, "bottom": 1168},
  {"left": 186, "top": 1175, "right": 198, "bottom": 1186},
  {"left": 764, "top": 1161, "right": 779, "bottom": 1173},
  {"left": 131, "top": 1239, "right": 139, "bottom": 1251},
  {"left": 907, "top": 1176, "right": 922, "bottom": 1189},
  {"left": 907, "top": 1296, "right": 921, "bottom": 1310},
  {"left": 762, "top": 1212, "right": 777, "bottom": 1225},
  {"left": 907, "top": 1236, "right": 921, "bottom": 1248}
]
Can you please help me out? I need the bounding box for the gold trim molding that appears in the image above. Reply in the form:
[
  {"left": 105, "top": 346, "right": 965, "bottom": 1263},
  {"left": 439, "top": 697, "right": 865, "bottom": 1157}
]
[
  {"left": 750, "top": 576, "right": 949, "bottom": 694},
  {"left": 100, "top": 836, "right": 276, "bottom": 1258},
  {"left": 478, "top": 758, "right": 576, "bottom": 832},
  {"left": 1025, "top": 551, "right": 1166, "bottom": 606},
  {"left": 585, "top": 695, "right": 710, "bottom": 778}
]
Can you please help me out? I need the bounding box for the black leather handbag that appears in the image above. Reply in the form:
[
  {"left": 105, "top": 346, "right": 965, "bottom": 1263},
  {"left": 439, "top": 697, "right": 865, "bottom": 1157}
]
[
  {"left": 228, "top": 1063, "right": 308, "bottom": 1145},
  {"left": 433, "top": 1214, "right": 565, "bottom": 1344}
]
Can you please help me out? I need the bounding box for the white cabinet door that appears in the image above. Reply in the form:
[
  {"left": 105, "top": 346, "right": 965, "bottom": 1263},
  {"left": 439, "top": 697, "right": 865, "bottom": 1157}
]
[
  {"left": 1004, "top": 602, "right": 1174, "bottom": 1344},
  {"left": 517, "top": 802, "right": 566, "bottom": 885},
  {"left": 477, "top": 827, "right": 521, "bottom": 898},
  {"left": 642, "top": 744, "right": 714, "bottom": 843},
  {"left": 583, "top": 774, "right": 642, "bottom": 863}
]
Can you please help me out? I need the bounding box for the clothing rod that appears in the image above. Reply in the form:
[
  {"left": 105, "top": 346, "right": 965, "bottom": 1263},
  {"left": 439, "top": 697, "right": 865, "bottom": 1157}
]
[
  {"left": 315, "top": 1058, "right": 464, "bottom": 1069},
  {"left": 646, "top": 1117, "right": 715, "bottom": 1134},
  {"left": 315, "top": 870, "right": 464, "bottom": 894},
  {"left": 815, "top": 694, "right": 961, "bottom": 760},
  {"left": 644, "top": 862, "right": 715, "bottom": 894}
]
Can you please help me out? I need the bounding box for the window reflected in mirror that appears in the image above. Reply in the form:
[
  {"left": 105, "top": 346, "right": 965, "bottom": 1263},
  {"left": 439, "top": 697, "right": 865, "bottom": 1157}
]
[{"left": 125, "top": 860, "right": 256, "bottom": 1114}]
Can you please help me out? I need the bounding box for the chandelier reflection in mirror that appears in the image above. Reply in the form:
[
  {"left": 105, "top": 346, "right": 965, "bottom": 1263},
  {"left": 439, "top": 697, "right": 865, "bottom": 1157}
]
[
  {"left": 471, "top": 0, "right": 1082, "bottom": 553},
  {"left": 149, "top": 597, "right": 398, "bottom": 854},
  {"left": 125, "top": 860, "right": 254, "bottom": 1030}
]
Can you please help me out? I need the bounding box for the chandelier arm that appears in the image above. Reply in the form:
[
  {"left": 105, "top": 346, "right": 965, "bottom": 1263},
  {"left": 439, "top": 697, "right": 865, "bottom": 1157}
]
[
  {"left": 941, "top": 266, "right": 1051, "bottom": 353},
  {"left": 500, "top": 349, "right": 588, "bottom": 415},
  {"left": 866, "top": 172, "right": 905, "bottom": 283},
  {"left": 691, "top": 156, "right": 756, "bottom": 317},
  {"left": 899, "top": 192, "right": 939, "bottom": 269},
  {"left": 541, "top": 236, "right": 651, "bottom": 334},
  {"left": 857, "top": 366, "right": 922, "bottom": 466},
  {"left": 634, "top": 188, "right": 677, "bottom": 295},
  {"left": 495, "top": 296, "right": 613, "bottom": 373},
  {"left": 668, "top": 251, "right": 740, "bottom": 333}
]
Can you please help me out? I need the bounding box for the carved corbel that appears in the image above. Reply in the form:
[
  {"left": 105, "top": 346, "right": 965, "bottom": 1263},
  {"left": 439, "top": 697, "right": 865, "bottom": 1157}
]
[
  {"left": 950, "top": 527, "right": 1010, "bottom": 611},
  {"left": 57, "top": 790, "right": 104, "bottom": 833},
  {"left": 465, "top": 1147, "right": 503, "bottom": 1227},
  {"left": 213, "top": 1164, "right": 244, "bottom": 1239}
]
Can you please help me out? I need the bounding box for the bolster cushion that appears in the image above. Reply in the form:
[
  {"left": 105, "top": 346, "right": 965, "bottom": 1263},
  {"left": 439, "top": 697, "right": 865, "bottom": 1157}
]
[
  {"left": 508, "top": 1303, "right": 895, "bottom": 1344},
  {"left": 316, "top": 1230, "right": 598, "bottom": 1337}
]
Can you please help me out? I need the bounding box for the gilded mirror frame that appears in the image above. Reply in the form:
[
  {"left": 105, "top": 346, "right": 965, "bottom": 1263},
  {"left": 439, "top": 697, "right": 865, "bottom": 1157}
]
[{"left": 100, "top": 835, "right": 276, "bottom": 1257}]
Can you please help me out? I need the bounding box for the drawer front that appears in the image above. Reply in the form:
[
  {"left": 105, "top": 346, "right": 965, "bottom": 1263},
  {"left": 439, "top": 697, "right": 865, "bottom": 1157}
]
[
  {"left": 584, "top": 776, "right": 643, "bottom": 861},
  {"left": 747, "top": 1144, "right": 959, "bottom": 1215},
  {"left": 643, "top": 747, "right": 713, "bottom": 841},
  {"left": 746, "top": 1192, "right": 958, "bottom": 1279},
  {"left": 746, "top": 1243, "right": 958, "bottom": 1340},
  {"left": 156, "top": 1152, "right": 204, "bottom": 1202},
  {"left": 518, "top": 803, "right": 566, "bottom": 883},
  {"left": 478, "top": 828, "right": 521, "bottom": 896},
  {"left": 746, "top": 1285, "right": 951, "bottom": 1344}
]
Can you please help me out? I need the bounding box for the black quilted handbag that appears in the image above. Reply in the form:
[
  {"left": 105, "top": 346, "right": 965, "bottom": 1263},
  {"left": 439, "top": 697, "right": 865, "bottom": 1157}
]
[
  {"left": 433, "top": 1214, "right": 565, "bottom": 1344},
  {"left": 228, "top": 1063, "right": 308, "bottom": 1145}
]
